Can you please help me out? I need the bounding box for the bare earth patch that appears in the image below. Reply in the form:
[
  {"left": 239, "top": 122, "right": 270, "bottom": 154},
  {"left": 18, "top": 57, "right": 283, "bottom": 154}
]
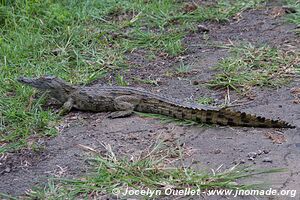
[{"left": 1, "top": 3, "right": 300, "bottom": 200}]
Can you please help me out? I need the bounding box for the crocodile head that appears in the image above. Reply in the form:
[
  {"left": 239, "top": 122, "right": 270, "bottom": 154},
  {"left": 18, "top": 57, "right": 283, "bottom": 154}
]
[{"left": 17, "top": 76, "right": 76, "bottom": 103}]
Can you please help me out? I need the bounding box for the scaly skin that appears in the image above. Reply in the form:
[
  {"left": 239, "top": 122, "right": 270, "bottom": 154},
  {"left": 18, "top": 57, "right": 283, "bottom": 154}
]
[{"left": 17, "top": 76, "right": 295, "bottom": 128}]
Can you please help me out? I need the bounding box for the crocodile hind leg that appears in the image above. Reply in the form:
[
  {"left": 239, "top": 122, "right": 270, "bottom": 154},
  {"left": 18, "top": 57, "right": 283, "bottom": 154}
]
[{"left": 107, "top": 95, "right": 141, "bottom": 118}]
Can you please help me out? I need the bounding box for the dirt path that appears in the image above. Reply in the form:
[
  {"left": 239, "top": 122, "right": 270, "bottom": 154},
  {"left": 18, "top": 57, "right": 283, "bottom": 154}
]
[{"left": 1, "top": 3, "right": 299, "bottom": 199}]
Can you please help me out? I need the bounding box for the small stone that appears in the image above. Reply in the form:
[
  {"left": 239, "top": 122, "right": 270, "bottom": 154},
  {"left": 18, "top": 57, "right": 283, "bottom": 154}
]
[
  {"left": 263, "top": 157, "right": 273, "bottom": 163},
  {"left": 257, "top": 150, "right": 263, "bottom": 155},
  {"left": 192, "top": 80, "right": 199, "bottom": 85},
  {"left": 247, "top": 152, "right": 257, "bottom": 158},
  {"left": 4, "top": 167, "right": 11, "bottom": 173},
  {"left": 228, "top": 182, "right": 238, "bottom": 186},
  {"left": 156, "top": 80, "right": 163, "bottom": 85},
  {"left": 263, "top": 150, "right": 270, "bottom": 154},
  {"left": 213, "top": 149, "right": 221, "bottom": 154},
  {"left": 197, "top": 24, "right": 209, "bottom": 33},
  {"left": 192, "top": 160, "right": 200, "bottom": 165},
  {"left": 242, "top": 127, "right": 248, "bottom": 132}
]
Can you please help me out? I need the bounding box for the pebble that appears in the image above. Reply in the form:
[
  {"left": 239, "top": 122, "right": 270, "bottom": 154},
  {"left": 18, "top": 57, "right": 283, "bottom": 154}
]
[
  {"left": 257, "top": 150, "right": 263, "bottom": 155},
  {"left": 4, "top": 167, "right": 11, "bottom": 173},
  {"left": 263, "top": 157, "right": 273, "bottom": 163},
  {"left": 247, "top": 152, "right": 257, "bottom": 158},
  {"left": 233, "top": 159, "right": 246, "bottom": 164},
  {"left": 213, "top": 149, "right": 221, "bottom": 154},
  {"left": 228, "top": 182, "right": 238, "bottom": 186},
  {"left": 192, "top": 80, "right": 199, "bottom": 85},
  {"left": 263, "top": 150, "right": 270, "bottom": 154},
  {"left": 197, "top": 24, "right": 209, "bottom": 33},
  {"left": 242, "top": 128, "right": 249, "bottom": 132},
  {"left": 248, "top": 157, "right": 255, "bottom": 161}
]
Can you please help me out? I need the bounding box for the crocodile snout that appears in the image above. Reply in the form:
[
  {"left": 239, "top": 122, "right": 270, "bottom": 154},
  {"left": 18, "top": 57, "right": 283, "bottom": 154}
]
[{"left": 17, "top": 77, "right": 33, "bottom": 84}]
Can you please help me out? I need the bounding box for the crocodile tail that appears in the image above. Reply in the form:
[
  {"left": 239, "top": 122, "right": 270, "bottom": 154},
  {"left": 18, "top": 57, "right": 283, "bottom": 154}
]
[
  {"left": 214, "top": 108, "right": 295, "bottom": 128},
  {"left": 169, "top": 106, "right": 294, "bottom": 128},
  {"left": 137, "top": 99, "right": 294, "bottom": 128}
]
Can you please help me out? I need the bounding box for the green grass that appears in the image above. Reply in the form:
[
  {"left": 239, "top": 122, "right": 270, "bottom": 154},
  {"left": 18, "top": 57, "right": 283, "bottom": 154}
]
[
  {"left": 196, "top": 97, "right": 215, "bottom": 105},
  {"left": 26, "top": 141, "right": 284, "bottom": 199},
  {"left": 207, "top": 43, "right": 299, "bottom": 94},
  {"left": 115, "top": 74, "right": 129, "bottom": 86},
  {"left": 133, "top": 77, "right": 159, "bottom": 86},
  {"left": 0, "top": 0, "right": 266, "bottom": 153},
  {"left": 283, "top": 0, "right": 300, "bottom": 74},
  {"left": 284, "top": 0, "right": 300, "bottom": 28},
  {"left": 176, "top": 61, "right": 191, "bottom": 74}
]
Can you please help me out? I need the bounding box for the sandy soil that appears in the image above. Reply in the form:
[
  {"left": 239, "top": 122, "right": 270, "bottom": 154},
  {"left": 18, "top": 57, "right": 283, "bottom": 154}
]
[{"left": 1, "top": 2, "right": 299, "bottom": 199}]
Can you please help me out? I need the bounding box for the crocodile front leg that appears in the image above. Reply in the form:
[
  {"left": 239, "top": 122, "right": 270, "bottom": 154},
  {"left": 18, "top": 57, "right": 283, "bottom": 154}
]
[
  {"left": 108, "top": 95, "right": 141, "bottom": 118},
  {"left": 58, "top": 98, "right": 74, "bottom": 115}
]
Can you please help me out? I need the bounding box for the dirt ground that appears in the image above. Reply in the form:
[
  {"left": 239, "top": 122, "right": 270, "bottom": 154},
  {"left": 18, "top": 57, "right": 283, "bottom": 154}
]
[{"left": 1, "top": 2, "right": 300, "bottom": 199}]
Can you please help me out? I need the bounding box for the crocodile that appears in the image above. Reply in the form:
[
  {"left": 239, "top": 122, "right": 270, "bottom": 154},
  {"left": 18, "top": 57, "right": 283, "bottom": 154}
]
[{"left": 17, "top": 76, "right": 295, "bottom": 128}]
